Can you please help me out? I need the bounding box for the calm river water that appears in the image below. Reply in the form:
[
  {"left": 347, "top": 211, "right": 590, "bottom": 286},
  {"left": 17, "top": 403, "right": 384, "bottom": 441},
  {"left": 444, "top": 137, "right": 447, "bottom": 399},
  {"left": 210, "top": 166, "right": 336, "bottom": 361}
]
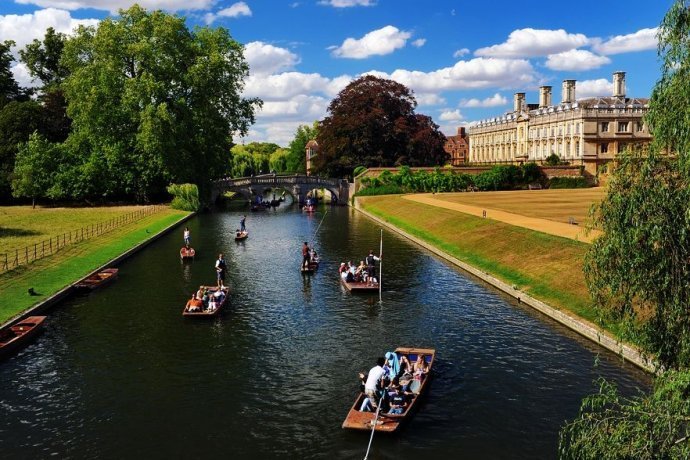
[{"left": 0, "top": 205, "right": 650, "bottom": 459}]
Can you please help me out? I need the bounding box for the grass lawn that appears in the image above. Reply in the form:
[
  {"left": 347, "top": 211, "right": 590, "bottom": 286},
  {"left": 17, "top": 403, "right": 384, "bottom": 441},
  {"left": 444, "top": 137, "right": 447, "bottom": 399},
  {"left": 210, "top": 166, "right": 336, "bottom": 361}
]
[
  {"left": 0, "top": 207, "right": 190, "bottom": 324},
  {"left": 430, "top": 188, "right": 607, "bottom": 226},
  {"left": 0, "top": 205, "right": 151, "bottom": 252},
  {"left": 359, "top": 195, "right": 600, "bottom": 326}
]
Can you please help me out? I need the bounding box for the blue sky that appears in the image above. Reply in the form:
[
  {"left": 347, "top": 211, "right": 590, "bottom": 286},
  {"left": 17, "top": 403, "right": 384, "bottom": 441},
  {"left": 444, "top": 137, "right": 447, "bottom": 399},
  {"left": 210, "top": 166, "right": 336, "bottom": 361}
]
[{"left": 0, "top": 0, "right": 670, "bottom": 145}]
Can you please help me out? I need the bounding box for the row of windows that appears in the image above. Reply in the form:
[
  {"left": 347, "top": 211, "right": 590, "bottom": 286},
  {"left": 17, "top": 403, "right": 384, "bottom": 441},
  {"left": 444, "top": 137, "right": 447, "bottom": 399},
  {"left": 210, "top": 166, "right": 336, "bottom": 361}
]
[{"left": 600, "top": 121, "right": 644, "bottom": 133}]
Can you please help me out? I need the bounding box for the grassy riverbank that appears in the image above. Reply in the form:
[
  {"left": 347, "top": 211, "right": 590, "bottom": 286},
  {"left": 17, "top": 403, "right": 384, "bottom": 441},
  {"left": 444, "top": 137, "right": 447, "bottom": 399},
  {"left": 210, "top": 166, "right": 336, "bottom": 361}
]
[
  {"left": 0, "top": 206, "right": 190, "bottom": 324},
  {"left": 358, "top": 195, "right": 599, "bottom": 325}
]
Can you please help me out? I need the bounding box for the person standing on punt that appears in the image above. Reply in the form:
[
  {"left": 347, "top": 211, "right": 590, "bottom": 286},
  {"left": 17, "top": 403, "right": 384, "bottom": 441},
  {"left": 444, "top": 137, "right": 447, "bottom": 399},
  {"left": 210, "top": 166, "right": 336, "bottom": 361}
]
[
  {"left": 365, "top": 249, "right": 381, "bottom": 285},
  {"left": 183, "top": 227, "right": 191, "bottom": 245},
  {"left": 215, "top": 253, "right": 227, "bottom": 289},
  {"left": 240, "top": 215, "right": 247, "bottom": 232},
  {"left": 359, "top": 357, "right": 386, "bottom": 411},
  {"left": 302, "top": 242, "right": 311, "bottom": 269}
]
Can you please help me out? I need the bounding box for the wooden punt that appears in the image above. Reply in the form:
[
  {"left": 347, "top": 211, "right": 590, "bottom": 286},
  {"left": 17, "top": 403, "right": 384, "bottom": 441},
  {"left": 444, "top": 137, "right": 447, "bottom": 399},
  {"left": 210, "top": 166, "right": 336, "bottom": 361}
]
[
  {"left": 0, "top": 316, "right": 47, "bottom": 360},
  {"left": 235, "top": 231, "right": 249, "bottom": 241},
  {"left": 301, "top": 261, "right": 319, "bottom": 273},
  {"left": 342, "top": 347, "right": 435, "bottom": 433},
  {"left": 180, "top": 247, "right": 196, "bottom": 259},
  {"left": 74, "top": 268, "right": 118, "bottom": 291},
  {"left": 182, "top": 286, "right": 230, "bottom": 317},
  {"left": 340, "top": 276, "right": 379, "bottom": 293}
]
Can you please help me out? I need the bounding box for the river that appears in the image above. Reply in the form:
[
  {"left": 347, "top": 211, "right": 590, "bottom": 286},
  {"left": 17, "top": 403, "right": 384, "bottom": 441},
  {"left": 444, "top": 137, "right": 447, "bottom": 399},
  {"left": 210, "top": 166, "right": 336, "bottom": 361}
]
[{"left": 0, "top": 205, "right": 650, "bottom": 459}]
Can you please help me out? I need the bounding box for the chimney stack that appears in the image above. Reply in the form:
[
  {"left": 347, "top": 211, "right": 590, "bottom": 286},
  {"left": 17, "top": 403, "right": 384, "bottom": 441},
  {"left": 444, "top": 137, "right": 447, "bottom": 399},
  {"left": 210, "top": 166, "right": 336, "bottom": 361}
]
[
  {"left": 613, "top": 71, "right": 626, "bottom": 99},
  {"left": 561, "top": 79, "right": 576, "bottom": 104},
  {"left": 513, "top": 92, "right": 526, "bottom": 112},
  {"left": 539, "top": 86, "right": 552, "bottom": 108}
]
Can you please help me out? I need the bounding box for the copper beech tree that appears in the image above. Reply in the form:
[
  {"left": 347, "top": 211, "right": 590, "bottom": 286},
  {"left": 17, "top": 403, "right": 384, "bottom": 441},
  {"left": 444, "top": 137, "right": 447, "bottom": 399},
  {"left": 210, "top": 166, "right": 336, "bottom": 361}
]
[{"left": 313, "top": 75, "right": 448, "bottom": 178}]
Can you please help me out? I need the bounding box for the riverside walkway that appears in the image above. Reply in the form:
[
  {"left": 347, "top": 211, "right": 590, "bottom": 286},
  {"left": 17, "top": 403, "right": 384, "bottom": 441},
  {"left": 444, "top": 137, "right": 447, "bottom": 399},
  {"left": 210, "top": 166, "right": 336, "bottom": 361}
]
[{"left": 402, "top": 193, "right": 602, "bottom": 243}]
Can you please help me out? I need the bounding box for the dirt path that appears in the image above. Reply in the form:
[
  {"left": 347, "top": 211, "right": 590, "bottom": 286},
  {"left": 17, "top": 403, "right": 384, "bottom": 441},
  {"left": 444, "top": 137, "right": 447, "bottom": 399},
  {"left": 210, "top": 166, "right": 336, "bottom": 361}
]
[{"left": 402, "top": 194, "right": 601, "bottom": 244}]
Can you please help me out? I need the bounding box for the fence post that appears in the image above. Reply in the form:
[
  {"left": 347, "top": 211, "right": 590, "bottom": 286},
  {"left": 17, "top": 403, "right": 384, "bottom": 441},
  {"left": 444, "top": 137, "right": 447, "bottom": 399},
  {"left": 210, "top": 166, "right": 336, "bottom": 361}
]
[
  {"left": 25, "top": 247, "right": 28, "bottom": 264},
  {"left": 42, "top": 240, "right": 44, "bottom": 258}
]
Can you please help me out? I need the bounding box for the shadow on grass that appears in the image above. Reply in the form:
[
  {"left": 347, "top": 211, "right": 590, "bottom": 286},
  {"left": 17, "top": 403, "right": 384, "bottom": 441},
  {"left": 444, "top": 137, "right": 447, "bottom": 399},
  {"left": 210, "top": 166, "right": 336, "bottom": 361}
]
[{"left": 0, "top": 228, "right": 42, "bottom": 238}]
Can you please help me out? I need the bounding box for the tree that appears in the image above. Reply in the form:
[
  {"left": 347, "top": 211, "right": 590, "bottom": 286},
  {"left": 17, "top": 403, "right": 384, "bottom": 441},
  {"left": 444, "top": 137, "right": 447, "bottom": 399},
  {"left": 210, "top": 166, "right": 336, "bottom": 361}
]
[
  {"left": 11, "top": 132, "right": 61, "bottom": 207},
  {"left": 0, "top": 40, "right": 23, "bottom": 107},
  {"left": 313, "top": 76, "right": 447, "bottom": 177},
  {"left": 60, "top": 5, "right": 260, "bottom": 201},
  {"left": 269, "top": 148, "right": 289, "bottom": 173},
  {"left": 560, "top": 1, "right": 690, "bottom": 456},
  {"left": 286, "top": 122, "right": 318, "bottom": 173},
  {"left": 0, "top": 101, "right": 42, "bottom": 200}
]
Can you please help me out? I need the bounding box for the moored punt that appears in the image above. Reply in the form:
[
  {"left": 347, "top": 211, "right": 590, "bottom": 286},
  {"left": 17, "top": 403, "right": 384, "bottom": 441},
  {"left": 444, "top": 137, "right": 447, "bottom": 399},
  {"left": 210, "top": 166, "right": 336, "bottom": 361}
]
[
  {"left": 74, "top": 268, "right": 118, "bottom": 291},
  {"left": 340, "top": 276, "right": 379, "bottom": 293},
  {"left": 182, "top": 286, "right": 229, "bottom": 317},
  {"left": 342, "top": 347, "right": 435, "bottom": 433},
  {"left": 180, "top": 247, "right": 196, "bottom": 259},
  {"left": 235, "top": 231, "right": 249, "bottom": 241},
  {"left": 0, "top": 316, "right": 47, "bottom": 360},
  {"left": 303, "top": 204, "right": 316, "bottom": 213}
]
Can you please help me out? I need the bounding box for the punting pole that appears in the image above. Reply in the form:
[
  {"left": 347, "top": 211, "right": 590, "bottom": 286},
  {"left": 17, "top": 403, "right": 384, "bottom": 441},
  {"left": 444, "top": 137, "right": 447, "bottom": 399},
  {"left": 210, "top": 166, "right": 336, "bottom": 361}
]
[
  {"left": 363, "top": 389, "right": 386, "bottom": 460},
  {"left": 378, "top": 228, "right": 383, "bottom": 302}
]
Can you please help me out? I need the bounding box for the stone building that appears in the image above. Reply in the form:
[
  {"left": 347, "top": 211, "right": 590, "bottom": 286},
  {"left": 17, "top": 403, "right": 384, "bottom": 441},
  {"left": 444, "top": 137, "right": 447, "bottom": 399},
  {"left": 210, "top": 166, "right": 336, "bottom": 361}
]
[
  {"left": 305, "top": 139, "right": 318, "bottom": 176},
  {"left": 444, "top": 127, "right": 469, "bottom": 165},
  {"left": 468, "top": 72, "right": 651, "bottom": 174}
]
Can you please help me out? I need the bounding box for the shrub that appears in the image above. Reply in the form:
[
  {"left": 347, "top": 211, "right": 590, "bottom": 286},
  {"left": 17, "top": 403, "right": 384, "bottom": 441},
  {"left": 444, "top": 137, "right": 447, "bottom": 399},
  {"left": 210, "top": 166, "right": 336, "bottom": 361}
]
[
  {"left": 354, "top": 184, "right": 406, "bottom": 196},
  {"left": 167, "top": 183, "right": 200, "bottom": 211},
  {"left": 353, "top": 165, "right": 368, "bottom": 177},
  {"left": 549, "top": 177, "right": 590, "bottom": 189}
]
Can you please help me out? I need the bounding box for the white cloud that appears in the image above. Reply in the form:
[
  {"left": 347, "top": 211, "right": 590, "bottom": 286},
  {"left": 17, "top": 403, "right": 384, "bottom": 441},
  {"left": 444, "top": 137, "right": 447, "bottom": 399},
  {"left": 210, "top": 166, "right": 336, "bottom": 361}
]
[
  {"left": 318, "top": 0, "right": 376, "bottom": 7},
  {"left": 453, "top": 48, "right": 470, "bottom": 58},
  {"left": 439, "top": 109, "right": 464, "bottom": 122},
  {"left": 14, "top": 0, "right": 213, "bottom": 13},
  {"left": 258, "top": 95, "right": 329, "bottom": 119},
  {"left": 545, "top": 49, "right": 611, "bottom": 71},
  {"left": 244, "top": 42, "right": 299, "bottom": 76},
  {"left": 369, "top": 57, "right": 536, "bottom": 93},
  {"left": 576, "top": 78, "right": 614, "bottom": 98},
  {"left": 411, "top": 38, "right": 426, "bottom": 48},
  {"left": 415, "top": 93, "right": 446, "bottom": 106},
  {"left": 11, "top": 62, "right": 39, "bottom": 88},
  {"left": 205, "top": 2, "right": 252, "bottom": 24},
  {"left": 475, "top": 28, "right": 589, "bottom": 58},
  {"left": 244, "top": 72, "right": 333, "bottom": 101},
  {"left": 592, "top": 27, "right": 658, "bottom": 55},
  {"left": 330, "top": 25, "right": 411, "bottom": 59},
  {"left": 459, "top": 93, "right": 508, "bottom": 108},
  {"left": 0, "top": 8, "right": 99, "bottom": 55}
]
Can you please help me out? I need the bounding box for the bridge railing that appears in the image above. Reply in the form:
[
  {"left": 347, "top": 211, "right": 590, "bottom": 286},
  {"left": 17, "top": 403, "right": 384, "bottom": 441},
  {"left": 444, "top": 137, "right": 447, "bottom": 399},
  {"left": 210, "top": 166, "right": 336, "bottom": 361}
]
[{"left": 215, "top": 174, "right": 344, "bottom": 188}]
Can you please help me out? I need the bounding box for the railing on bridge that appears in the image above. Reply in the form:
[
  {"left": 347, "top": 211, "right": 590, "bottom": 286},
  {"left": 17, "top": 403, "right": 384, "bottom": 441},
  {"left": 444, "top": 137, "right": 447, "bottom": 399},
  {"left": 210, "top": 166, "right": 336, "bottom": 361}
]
[{"left": 215, "top": 174, "right": 343, "bottom": 188}]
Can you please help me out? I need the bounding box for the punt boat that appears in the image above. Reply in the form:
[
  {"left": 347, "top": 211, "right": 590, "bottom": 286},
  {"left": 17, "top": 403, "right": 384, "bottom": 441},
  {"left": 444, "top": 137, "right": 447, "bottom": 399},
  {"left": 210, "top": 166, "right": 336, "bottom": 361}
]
[
  {"left": 74, "top": 268, "right": 118, "bottom": 290},
  {"left": 182, "top": 286, "right": 230, "bottom": 317},
  {"left": 0, "top": 316, "right": 47, "bottom": 360}
]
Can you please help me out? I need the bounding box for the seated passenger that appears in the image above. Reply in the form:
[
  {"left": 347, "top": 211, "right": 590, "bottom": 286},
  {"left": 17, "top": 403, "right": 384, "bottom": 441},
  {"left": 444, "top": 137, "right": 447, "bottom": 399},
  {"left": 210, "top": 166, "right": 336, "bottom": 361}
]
[
  {"left": 413, "top": 355, "right": 429, "bottom": 382},
  {"left": 356, "top": 260, "right": 368, "bottom": 282},
  {"left": 399, "top": 355, "right": 412, "bottom": 376},
  {"left": 388, "top": 385, "right": 408, "bottom": 415},
  {"left": 208, "top": 296, "right": 217, "bottom": 311},
  {"left": 185, "top": 293, "right": 203, "bottom": 312}
]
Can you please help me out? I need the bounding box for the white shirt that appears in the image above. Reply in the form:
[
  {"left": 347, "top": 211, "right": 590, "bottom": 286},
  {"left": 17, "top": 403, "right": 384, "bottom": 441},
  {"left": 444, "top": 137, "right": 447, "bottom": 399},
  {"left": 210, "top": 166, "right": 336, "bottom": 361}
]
[{"left": 364, "top": 365, "right": 385, "bottom": 391}]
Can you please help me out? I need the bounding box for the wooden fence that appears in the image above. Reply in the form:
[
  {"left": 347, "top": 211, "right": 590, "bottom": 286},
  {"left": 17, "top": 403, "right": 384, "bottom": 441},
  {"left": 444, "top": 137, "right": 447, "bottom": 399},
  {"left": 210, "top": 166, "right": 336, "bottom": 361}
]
[{"left": 1, "top": 205, "right": 164, "bottom": 274}]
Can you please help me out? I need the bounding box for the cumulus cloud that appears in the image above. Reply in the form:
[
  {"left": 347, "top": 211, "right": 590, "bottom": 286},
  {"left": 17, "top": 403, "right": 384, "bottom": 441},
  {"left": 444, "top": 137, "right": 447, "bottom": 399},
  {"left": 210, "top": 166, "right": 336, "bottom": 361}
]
[
  {"left": 14, "top": 0, "right": 213, "bottom": 13},
  {"left": 0, "top": 8, "right": 99, "bottom": 55},
  {"left": 453, "top": 48, "right": 470, "bottom": 58},
  {"left": 244, "top": 42, "right": 299, "bottom": 76},
  {"left": 439, "top": 109, "right": 464, "bottom": 122},
  {"left": 11, "top": 62, "right": 39, "bottom": 88},
  {"left": 318, "top": 0, "right": 376, "bottom": 7},
  {"left": 459, "top": 93, "right": 508, "bottom": 108},
  {"left": 244, "top": 72, "right": 332, "bottom": 101},
  {"left": 330, "top": 25, "right": 411, "bottom": 59},
  {"left": 545, "top": 49, "right": 611, "bottom": 71},
  {"left": 411, "top": 38, "right": 426, "bottom": 48},
  {"left": 369, "top": 57, "right": 536, "bottom": 93},
  {"left": 205, "top": 2, "right": 252, "bottom": 24},
  {"left": 576, "top": 78, "right": 614, "bottom": 98},
  {"left": 415, "top": 93, "right": 446, "bottom": 106},
  {"left": 592, "top": 27, "right": 658, "bottom": 55},
  {"left": 475, "top": 28, "right": 589, "bottom": 58}
]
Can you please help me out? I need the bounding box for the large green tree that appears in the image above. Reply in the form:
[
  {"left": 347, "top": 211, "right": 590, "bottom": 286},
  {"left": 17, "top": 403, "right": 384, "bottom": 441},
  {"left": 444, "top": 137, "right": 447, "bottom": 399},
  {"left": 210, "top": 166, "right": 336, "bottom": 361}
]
[
  {"left": 60, "top": 5, "right": 260, "bottom": 201},
  {"left": 560, "top": 1, "right": 690, "bottom": 457},
  {"left": 286, "top": 122, "right": 318, "bottom": 173},
  {"left": 0, "top": 101, "right": 42, "bottom": 200},
  {"left": 313, "top": 75, "right": 448, "bottom": 177},
  {"left": 0, "top": 40, "right": 23, "bottom": 107}
]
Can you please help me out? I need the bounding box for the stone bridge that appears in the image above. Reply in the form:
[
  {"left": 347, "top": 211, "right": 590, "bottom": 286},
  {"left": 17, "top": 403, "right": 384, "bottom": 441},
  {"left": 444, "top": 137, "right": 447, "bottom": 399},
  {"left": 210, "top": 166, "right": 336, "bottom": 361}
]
[{"left": 213, "top": 174, "right": 350, "bottom": 205}]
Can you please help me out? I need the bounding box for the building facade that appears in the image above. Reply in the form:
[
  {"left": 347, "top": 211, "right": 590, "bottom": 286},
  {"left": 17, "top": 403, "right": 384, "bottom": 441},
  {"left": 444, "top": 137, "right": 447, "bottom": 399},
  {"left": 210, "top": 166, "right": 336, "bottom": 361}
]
[
  {"left": 305, "top": 139, "right": 318, "bottom": 176},
  {"left": 468, "top": 72, "right": 651, "bottom": 174},
  {"left": 444, "top": 127, "right": 469, "bottom": 165}
]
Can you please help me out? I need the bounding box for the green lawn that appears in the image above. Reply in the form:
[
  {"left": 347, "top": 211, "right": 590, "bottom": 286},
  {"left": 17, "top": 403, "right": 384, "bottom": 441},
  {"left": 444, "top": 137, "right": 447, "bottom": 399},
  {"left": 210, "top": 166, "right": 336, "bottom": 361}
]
[
  {"left": 359, "top": 195, "right": 603, "bottom": 327},
  {"left": 0, "top": 207, "right": 190, "bottom": 324}
]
